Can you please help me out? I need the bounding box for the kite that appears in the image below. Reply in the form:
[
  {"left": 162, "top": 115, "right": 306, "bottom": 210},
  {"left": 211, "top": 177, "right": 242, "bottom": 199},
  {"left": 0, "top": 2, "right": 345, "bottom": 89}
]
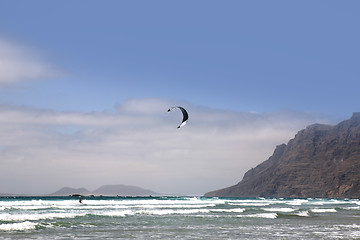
[{"left": 167, "top": 106, "right": 189, "bottom": 128}]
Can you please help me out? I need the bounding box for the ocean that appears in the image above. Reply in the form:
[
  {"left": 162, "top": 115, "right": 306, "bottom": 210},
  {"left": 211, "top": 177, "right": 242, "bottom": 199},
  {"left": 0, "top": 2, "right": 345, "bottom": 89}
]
[{"left": 0, "top": 196, "right": 359, "bottom": 239}]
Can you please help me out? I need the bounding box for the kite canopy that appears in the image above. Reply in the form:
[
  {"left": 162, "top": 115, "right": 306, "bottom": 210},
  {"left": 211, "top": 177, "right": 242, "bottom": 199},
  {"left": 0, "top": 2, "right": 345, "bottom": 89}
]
[{"left": 167, "top": 106, "right": 189, "bottom": 128}]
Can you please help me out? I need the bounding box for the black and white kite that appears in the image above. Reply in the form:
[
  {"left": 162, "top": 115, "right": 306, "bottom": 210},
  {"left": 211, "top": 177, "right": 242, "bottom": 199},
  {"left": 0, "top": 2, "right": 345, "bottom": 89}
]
[{"left": 167, "top": 106, "right": 189, "bottom": 128}]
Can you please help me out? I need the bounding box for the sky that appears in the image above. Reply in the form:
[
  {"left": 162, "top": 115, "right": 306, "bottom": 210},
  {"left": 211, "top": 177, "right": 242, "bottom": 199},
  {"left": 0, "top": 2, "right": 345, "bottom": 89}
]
[{"left": 0, "top": 1, "right": 359, "bottom": 195}]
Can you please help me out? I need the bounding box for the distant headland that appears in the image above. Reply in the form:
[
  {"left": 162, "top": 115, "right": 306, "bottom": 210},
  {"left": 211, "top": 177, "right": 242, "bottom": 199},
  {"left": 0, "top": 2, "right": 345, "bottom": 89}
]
[
  {"left": 50, "top": 184, "right": 160, "bottom": 196},
  {"left": 205, "top": 113, "right": 360, "bottom": 199},
  {"left": 0, "top": 184, "right": 160, "bottom": 197}
]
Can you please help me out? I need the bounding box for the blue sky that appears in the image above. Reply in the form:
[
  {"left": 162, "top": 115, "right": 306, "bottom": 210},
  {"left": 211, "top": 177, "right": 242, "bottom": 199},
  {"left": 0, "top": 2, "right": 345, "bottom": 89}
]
[
  {"left": 0, "top": 1, "right": 359, "bottom": 195},
  {"left": 1, "top": 0, "right": 359, "bottom": 115}
]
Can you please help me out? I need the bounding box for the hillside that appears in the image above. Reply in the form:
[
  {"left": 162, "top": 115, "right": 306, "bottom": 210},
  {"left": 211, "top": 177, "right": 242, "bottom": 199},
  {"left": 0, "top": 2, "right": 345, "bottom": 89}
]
[
  {"left": 93, "top": 184, "right": 158, "bottom": 196},
  {"left": 204, "top": 113, "right": 360, "bottom": 198},
  {"left": 49, "top": 187, "right": 92, "bottom": 196}
]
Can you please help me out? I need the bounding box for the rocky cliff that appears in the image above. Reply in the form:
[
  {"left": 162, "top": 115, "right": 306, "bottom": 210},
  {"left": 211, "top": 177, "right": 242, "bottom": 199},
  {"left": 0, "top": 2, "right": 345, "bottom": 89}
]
[{"left": 204, "top": 113, "right": 360, "bottom": 198}]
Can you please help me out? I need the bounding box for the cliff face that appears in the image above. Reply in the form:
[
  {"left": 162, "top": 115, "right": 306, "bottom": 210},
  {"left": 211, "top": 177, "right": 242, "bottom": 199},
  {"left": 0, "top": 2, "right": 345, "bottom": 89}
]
[{"left": 204, "top": 113, "right": 360, "bottom": 198}]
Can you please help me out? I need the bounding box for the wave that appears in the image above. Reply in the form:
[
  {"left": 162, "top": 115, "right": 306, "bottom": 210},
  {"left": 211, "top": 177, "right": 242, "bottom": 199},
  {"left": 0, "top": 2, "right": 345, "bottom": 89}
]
[
  {"left": 0, "top": 221, "right": 37, "bottom": 231},
  {"left": 97, "top": 210, "right": 135, "bottom": 217},
  {"left": 294, "top": 211, "right": 310, "bottom": 217},
  {"left": 0, "top": 212, "right": 86, "bottom": 222},
  {"left": 136, "top": 208, "right": 211, "bottom": 215},
  {"left": 210, "top": 208, "right": 245, "bottom": 213},
  {"left": 311, "top": 208, "right": 337, "bottom": 213},
  {"left": 228, "top": 202, "right": 271, "bottom": 206},
  {"left": 284, "top": 199, "right": 309, "bottom": 206},
  {"left": 237, "top": 213, "right": 278, "bottom": 219},
  {"left": 1, "top": 196, "right": 360, "bottom": 235},
  {"left": 262, "top": 207, "right": 296, "bottom": 212}
]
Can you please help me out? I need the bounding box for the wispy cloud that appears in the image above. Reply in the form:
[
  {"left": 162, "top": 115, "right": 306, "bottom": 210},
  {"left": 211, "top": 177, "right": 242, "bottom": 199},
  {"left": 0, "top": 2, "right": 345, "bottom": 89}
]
[
  {"left": 0, "top": 37, "right": 61, "bottom": 85},
  {"left": 0, "top": 99, "right": 332, "bottom": 195}
]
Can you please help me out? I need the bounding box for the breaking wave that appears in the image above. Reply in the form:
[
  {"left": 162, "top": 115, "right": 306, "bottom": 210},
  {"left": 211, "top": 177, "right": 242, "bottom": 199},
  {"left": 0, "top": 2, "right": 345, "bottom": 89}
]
[{"left": 1, "top": 196, "right": 359, "bottom": 239}]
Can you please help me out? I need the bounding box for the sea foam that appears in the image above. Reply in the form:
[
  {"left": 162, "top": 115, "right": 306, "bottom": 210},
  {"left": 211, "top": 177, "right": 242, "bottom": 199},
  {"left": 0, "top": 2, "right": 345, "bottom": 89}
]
[
  {"left": 311, "top": 208, "right": 337, "bottom": 213},
  {"left": 0, "top": 212, "right": 86, "bottom": 222},
  {"left": 237, "top": 213, "right": 278, "bottom": 219},
  {"left": 262, "top": 207, "right": 295, "bottom": 212},
  {"left": 0, "top": 221, "right": 37, "bottom": 231}
]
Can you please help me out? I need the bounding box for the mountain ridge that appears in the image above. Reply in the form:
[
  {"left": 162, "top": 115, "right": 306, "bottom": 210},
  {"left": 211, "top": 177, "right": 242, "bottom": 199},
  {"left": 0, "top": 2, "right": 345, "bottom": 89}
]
[
  {"left": 204, "top": 113, "right": 360, "bottom": 198},
  {"left": 49, "top": 184, "right": 160, "bottom": 196}
]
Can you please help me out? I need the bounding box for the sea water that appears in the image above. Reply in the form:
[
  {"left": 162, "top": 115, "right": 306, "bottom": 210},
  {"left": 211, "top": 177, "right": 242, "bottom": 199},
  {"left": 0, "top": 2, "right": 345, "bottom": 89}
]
[{"left": 0, "top": 196, "right": 359, "bottom": 239}]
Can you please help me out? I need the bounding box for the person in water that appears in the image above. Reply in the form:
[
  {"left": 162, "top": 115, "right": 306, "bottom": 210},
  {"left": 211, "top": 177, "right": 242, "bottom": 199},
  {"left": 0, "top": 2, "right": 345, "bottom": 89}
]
[{"left": 79, "top": 198, "right": 83, "bottom": 204}]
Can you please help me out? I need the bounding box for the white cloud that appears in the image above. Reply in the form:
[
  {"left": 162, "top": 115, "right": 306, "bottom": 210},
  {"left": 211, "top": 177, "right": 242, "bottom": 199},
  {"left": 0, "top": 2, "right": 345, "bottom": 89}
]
[
  {"left": 0, "top": 37, "right": 61, "bottom": 85},
  {"left": 0, "top": 99, "right": 332, "bottom": 195}
]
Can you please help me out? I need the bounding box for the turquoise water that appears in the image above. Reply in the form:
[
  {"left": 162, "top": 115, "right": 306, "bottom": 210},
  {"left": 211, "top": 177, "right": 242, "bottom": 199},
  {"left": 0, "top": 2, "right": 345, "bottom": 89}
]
[{"left": 1, "top": 196, "right": 359, "bottom": 239}]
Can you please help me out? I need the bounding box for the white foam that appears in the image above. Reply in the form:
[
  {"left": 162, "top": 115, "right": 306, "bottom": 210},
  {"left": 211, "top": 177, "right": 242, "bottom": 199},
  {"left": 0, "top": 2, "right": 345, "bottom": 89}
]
[
  {"left": 138, "top": 204, "right": 216, "bottom": 209},
  {"left": 226, "top": 199, "right": 276, "bottom": 206},
  {"left": 311, "top": 208, "right": 337, "bottom": 213},
  {"left": 237, "top": 213, "right": 278, "bottom": 219},
  {"left": 0, "top": 200, "right": 79, "bottom": 210},
  {"left": 0, "top": 212, "right": 86, "bottom": 222},
  {"left": 228, "top": 202, "right": 271, "bottom": 207},
  {"left": 285, "top": 199, "right": 309, "bottom": 206},
  {"left": 210, "top": 208, "right": 245, "bottom": 213},
  {"left": 350, "top": 231, "right": 360, "bottom": 238},
  {"left": 93, "top": 208, "right": 212, "bottom": 216},
  {"left": 98, "top": 210, "right": 135, "bottom": 217},
  {"left": 0, "top": 198, "right": 223, "bottom": 211},
  {"left": 137, "top": 208, "right": 210, "bottom": 215},
  {"left": 0, "top": 221, "right": 37, "bottom": 231},
  {"left": 262, "top": 207, "right": 295, "bottom": 212},
  {"left": 295, "top": 211, "right": 309, "bottom": 217},
  {"left": 10, "top": 205, "right": 54, "bottom": 210},
  {"left": 343, "top": 206, "right": 360, "bottom": 210}
]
